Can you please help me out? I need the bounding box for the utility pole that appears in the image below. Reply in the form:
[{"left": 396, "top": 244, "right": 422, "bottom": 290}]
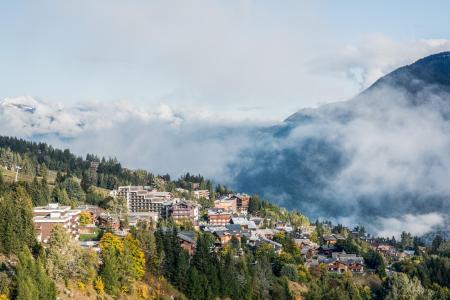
[{"left": 14, "top": 165, "right": 22, "bottom": 182}]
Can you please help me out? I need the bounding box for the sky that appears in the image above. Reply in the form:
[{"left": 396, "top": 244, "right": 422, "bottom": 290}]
[{"left": 1, "top": 0, "right": 450, "bottom": 120}]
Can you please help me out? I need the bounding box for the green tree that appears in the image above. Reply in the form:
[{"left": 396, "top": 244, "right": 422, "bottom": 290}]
[
  {"left": 51, "top": 185, "right": 72, "bottom": 206},
  {"left": 28, "top": 177, "right": 49, "bottom": 206},
  {"left": 80, "top": 171, "right": 93, "bottom": 192},
  {"left": 14, "top": 247, "right": 56, "bottom": 300},
  {"left": 46, "top": 225, "right": 98, "bottom": 283},
  {"left": 280, "top": 264, "right": 299, "bottom": 281},
  {"left": 132, "top": 221, "right": 159, "bottom": 273},
  {"left": 383, "top": 273, "right": 430, "bottom": 300},
  {"left": 100, "top": 247, "right": 121, "bottom": 295},
  {"left": 61, "top": 177, "right": 85, "bottom": 203},
  {"left": 0, "top": 187, "right": 36, "bottom": 254},
  {"left": 99, "top": 233, "right": 145, "bottom": 295},
  {"left": 432, "top": 235, "right": 444, "bottom": 254},
  {"left": 400, "top": 231, "right": 413, "bottom": 250},
  {"left": 187, "top": 267, "right": 208, "bottom": 300},
  {"left": 364, "top": 249, "right": 386, "bottom": 277}
]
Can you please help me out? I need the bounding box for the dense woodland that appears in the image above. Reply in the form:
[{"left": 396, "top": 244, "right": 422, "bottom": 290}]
[{"left": 0, "top": 136, "right": 449, "bottom": 299}]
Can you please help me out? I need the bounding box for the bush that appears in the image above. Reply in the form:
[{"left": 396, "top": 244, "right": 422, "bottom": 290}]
[{"left": 280, "top": 264, "right": 299, "bottom": 282}]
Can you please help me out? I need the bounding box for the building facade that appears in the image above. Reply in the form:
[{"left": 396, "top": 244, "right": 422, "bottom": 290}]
[
  {"left": 33, "top": 203, "right": 81, "bottom": 243},
  {"left": 117, "top": 186, "right": 173, "bottom": 215},
  {"left": 213, "top": 197, "right": 237, "bottom": 213},
  {"left": 193, "top": 189, "right": 210, "bottom": 200},
  {"left": 207, "top": 209, "right": 232, "bottom": 226},
  {"left": 168, "top": 200, "right": 200, "bottom": 222}
]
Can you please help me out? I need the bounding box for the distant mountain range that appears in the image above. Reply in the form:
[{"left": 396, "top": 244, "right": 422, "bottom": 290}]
[{"left": 229, "top": 52, "right": 450, "bottom": 237}]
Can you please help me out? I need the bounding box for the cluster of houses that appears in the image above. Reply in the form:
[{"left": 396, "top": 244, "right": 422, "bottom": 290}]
[
  {"left": 31, "top": 185, "right": 418, "bottom": 277},
  {"left": 296, "top": 231, "right": 417, "bottom": 275},
  {"left": 178, "top": 217, "right": 284, "bottom": 256}
]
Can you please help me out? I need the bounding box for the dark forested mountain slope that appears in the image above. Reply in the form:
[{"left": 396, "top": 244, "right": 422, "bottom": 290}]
[{"left": 229, "top": 52, "right": 450, "bottom": 235}]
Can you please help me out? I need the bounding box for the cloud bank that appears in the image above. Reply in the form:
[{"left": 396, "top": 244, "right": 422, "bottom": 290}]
[{"left": 0, "top": 96, "right": 262, "bottom": 178}]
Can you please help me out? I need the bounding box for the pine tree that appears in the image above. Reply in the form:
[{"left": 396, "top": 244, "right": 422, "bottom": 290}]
[
  {"left": 100, "top": 249, "right": 121, "bottom": 295},
  {"left": 187, "top": 267, "right": 204, "bottom": 300},
  {"left": 80, "top": 171, "right": 92, "bottom": 192},
  {"left": 14, "top": 247, "right": 56, "bottom": 300},
  {"left": 40, "top": 177, "right": 50, "bottom": 205},
  {"left": 0, "top": 187, "right": 36, "bottom": 254}
]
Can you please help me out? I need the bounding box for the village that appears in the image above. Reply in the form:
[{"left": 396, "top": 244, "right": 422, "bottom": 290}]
[{"left": 32, "top": 183, "right": 418, "bottom": 277}]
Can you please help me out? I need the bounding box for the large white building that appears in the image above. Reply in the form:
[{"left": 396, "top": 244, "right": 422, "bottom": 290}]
[
  {"left": 116, "top": 186, "right": 173, "bottom": 214},
  {"left": 33, "top": 203, "right": 81, "bottom": 243}
]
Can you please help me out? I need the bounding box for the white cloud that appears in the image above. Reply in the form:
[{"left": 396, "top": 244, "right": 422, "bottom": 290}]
[
  {"left": 320, "top": 34, "right": 450, "bottom": 88},
  {"left": 376, "top": 213, "right": 444, "bottom": 238}
]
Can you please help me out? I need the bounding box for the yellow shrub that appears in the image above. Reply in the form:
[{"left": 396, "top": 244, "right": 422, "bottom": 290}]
[{"left": 94, "top": 276, "right": 105, "bottom": 296}]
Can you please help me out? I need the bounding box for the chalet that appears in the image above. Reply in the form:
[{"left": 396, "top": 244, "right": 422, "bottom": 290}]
[
  {"left": 319, "top": 252, "right": 365, "bottom": 274},
  {"left": 202, "top": 225, "right": 228, "bottom": 233},
  {"left": 376, "top": 244, "right": 397, "bottom": 257},
  {"left": 207, "top": 209, "right": 232, "bottom": 226},
  {"left": 347, "top": 262, "right": 364, "bottom": 273},
  {"left": 323, "top": 234, "right": 345, "bottom": 245},
  {"left": 97, "top": 213, "right": 120, "bottom": 230},
  {"left": 214, "top": 231, "right": 233, "bottom": 246},
  {"left": 397, "top": 250, "right": 415, "bottom": 261},
  {"left": 168, "top": 200, "right": 200, "bottom": 223},
  {"left": 327, "top": 260, "right": 348, "bottom": 273},
  {"left": 178, "top": 231, "right": 197, "bottom": 256},
  {"left": 213, "top": 197, "right": 237, "bottom": 213},
  {"left": 76, "top": 204, "right": 104, "bottom": 220},
  {"left": 295, "top": 238, "right": 318, "bottom": 249},
  {"left": 301, "top": 247, "right": 317, "bottom": 259},
  {"left": 295, "top": 238, "right": 319, "bottom": 258},
  {"left": 229, "top": 193, "right": 250, "bottom": 213}
]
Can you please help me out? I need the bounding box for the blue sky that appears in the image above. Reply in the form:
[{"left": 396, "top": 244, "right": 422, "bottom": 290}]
[{"left": 1, "top": 0, "right": 450, "bottom": 120}]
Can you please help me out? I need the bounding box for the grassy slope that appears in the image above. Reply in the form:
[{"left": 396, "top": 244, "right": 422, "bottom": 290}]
[
  {"left": 57, "top": 276, "right": 186, "bottom": 300},
  {"left": 1, "top": 168, "right": 58, "bottom": 185}
]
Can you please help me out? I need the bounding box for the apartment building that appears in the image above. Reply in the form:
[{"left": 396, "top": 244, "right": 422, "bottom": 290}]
[
  {"left": 116, "top": 186, "right": 173, "bottom": 214},
  {"left": 33, "top": 203, "right": 81, "bottom": 243}
]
